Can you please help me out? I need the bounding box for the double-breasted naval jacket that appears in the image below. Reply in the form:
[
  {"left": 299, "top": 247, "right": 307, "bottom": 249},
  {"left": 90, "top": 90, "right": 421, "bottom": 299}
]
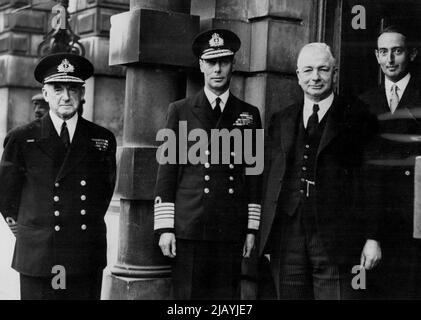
[
  {"left": 0, "top": 114, "right": 116, "bottom": 276},
  {"left": 154, "top": 90, "right": 262, "bottom": 243}
]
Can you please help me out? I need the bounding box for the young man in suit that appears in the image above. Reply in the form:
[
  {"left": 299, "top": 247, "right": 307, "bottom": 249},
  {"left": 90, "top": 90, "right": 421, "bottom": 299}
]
[
  {"left": 259, "top": 43, "right": 381, "bottom": 299},
  {"left": 359, "top": 25, "right": 421, "bottom": 299},
  {"left": 154, "top": 29, "right": 262, "bottom": 299},
  {"left": 0, "top": 53, "right": 117, "bottom": 299}
]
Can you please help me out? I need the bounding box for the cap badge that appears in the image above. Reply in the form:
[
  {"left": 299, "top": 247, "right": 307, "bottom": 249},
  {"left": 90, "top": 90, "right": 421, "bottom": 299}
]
[
  {"left": 209, "top": 33, "right": 224, "bottom": 48},
  {"left": 57, "top": 59, "right": 75, "bottom": 73}
]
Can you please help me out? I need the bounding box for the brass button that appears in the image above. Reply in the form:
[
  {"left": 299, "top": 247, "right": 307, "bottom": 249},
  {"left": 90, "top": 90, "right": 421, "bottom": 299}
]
[
  {"left": 205, "top": 163, "right": 210, "bottom": 168},
  {"left": 405, "top": 171, "right": 411, "bottom": 176},
  {"left": 229, "top": 176, "right": 234, "bottom": 181},
  {"left": 80, "top": 180, "right": 87, "bottom": 186},
  {"left": 229, "top": 164, "right": 234, "bottom": 169},
  {"left": 81, "top": 195, "right": 86, "bottom": 201},
  {"left": 230, "top": 152, "right": 235, "bottom": 157},
  {"left": 305, "top": 145, "right": 310, "bottom": 149},
  {"left": 80, "top": 209, "right": 86, "bottom": 215},
  {"left": 303, "top": 155, "right": 308, "bottom": 160},
  {"left": 302, "top": 167, "right": 307, "bottom": 171},
  {"left": 204, "top": 188, "right": 210, "bottom": 194},
  {"left": 54, "top": 211, "right": 60, "bottom": 217},
  {"left": 81, "top": 224, "right": 87, "bottom": 231},
  {"left": 54, "top": 225, "right": 60, "bottom": 232},
  {"left": 228, "top": 188, "right": 234, "bottom": 194},
  {"left": 54, "top": 196, "right": 59, "bottom": 202},
  {"left": 205, "top": 150, "right": 210, "bottom": 156},
  {"left": 54, "top": 183, "right": 59, "bottom": 187},
  {"left": 204, "top": 175, "right": 210, "bottom": 181}
]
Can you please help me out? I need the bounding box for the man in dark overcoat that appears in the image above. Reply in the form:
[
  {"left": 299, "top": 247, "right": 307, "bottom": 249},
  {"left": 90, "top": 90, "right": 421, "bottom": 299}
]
[
  {"left": 359, "top": 25, "right": 421, "bottom": 299},
  {"left": 0, "top": 53, "right": 116, "bottom": 300},
  {"left": 259, "top": 42, "right": 381, "bottom": 299},
  {"left": 154, "top": 29, "right": 263, "bottom": 299}
]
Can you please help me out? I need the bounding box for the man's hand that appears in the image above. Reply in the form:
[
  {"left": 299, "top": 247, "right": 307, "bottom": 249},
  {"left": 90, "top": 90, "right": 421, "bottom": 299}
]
[
  {"left": 243, "top": 233, "right": 255, "bottom": 258},
  {"left": 6, "top": 217, "right": 18, "bottom": 237},
  {"left": 159, "top": 232, "right": 176, "bottom": 258},
  {"left": 360, "top": 239, "right": 382, "bottom": 270}
]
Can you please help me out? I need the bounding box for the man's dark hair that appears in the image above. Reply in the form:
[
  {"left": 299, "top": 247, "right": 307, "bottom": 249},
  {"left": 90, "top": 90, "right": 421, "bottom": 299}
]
[{"left": 377, "top": 25, "right": 417, "bottom": 49}]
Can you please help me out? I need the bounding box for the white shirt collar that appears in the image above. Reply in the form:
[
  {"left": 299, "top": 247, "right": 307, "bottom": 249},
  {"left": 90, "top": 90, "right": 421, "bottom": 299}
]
[
  {"left": 303, "top": 92, "right": 334, "bottom": 128},
  {"left": 385, "top": 72, "right": 411, "bottom": 103},
  {"left": 49, "top": 110, "right": 78, "bottom": 143},
  {"left": 204, "top": 87, "right": 230, "bottom": 112}
]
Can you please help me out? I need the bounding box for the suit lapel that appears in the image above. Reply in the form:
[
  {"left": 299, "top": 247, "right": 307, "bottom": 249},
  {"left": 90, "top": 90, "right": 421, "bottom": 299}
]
[
  {"left": 191, "top": 90, "right": 215, "bottom": 131},
  {"left": 36, "top": 113, "right": 66, "bottom": 161},
  {"left": 55, "top": 117, "right": 90, "bottom": 182},
  {"left": 396, "top": 76, "right": 421, "bottom": 124},
  {"left": 317, "top": 96, "right": 343, "bottom": 157}
]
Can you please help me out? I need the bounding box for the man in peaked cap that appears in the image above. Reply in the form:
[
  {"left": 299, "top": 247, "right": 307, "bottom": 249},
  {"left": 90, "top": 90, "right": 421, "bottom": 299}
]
[
  {"left": 31, "top": 93, "right": 49, "bottom": 120},
  {"left": 0, "top": 53, "right": 116, "bottom": 300},
  {"left": 154, "top": 29, "right": 263, "bottom": 299}
]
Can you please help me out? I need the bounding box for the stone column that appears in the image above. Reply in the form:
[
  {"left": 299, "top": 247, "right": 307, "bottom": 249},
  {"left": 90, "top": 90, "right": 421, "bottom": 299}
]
[
  {"left": 102, "top": 0, "right": 199, "bottom": 299},
  {"left": 247, "top": 0, "right": 318, "bottom": 127}
]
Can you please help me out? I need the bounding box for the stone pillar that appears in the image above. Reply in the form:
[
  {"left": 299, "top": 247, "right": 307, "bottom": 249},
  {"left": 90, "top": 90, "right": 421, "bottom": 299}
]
[
  {"left": 0, "top": 1, "right": 53, "bottom": 154},
  {"left": 247, "top": 0, "right": 318, "bottom": 127},
  {"left": 69, "top": 0, "right": 129, "bottom": 144},
  {"left": 103, "top": 0, "right": 199, "bottom": 299}
]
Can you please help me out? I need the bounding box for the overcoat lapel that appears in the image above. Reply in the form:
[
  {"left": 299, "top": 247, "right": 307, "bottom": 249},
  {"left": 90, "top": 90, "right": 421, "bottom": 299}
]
[
  {"left": 55, "top": 117, "right": 90, "bottom": 182},
  {"left": 280, "top": 104, "right": 302, "bottom": 155},
  {"left": 268, "top": 104, "right": 301, "bottom": 181},
  {"left": 36, "top": 113, "right": 66, "bottom": 161}
]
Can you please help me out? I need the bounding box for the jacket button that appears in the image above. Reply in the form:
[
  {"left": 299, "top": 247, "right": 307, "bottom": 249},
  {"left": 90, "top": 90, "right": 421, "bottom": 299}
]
[
  {"left": 204, "top": 175, "right": 210, "bottom": 181},
  {"left": 405, "top": 170, "right": 411, "bottom": 176},
  {"left": 230, "top": 152, "right": 235, "bottom": 157},
  {"left": 54, "top": 196, "right": 59, "bottom": 202},
  {"left": 81, "top": 224, "right": 87, "bottom": 231},
  {"left": 205, "top": 150, "right": 210, "bottom": 156},
  {"left": 204, "top": 188, "right": 210, "bottom": 194},
  {"left": 81, "top": 195, "right": 86, "bottom": 201},
  {"left": 81, "top": 209, "right": 86, "bottom": 215},
  {"left": 54, "top": 211, "right": 60, "bottom": 217},
  {"left": 302, "top": 166, "right": 307, "bottom": 171},
  {"left": 229, "top": 176, "right": 234, "bottom": 181},
  {"left": 54, "top": 183, "right": 60, "bottom": 187},
  {"left": 300, "top": 190, "right": 304, "bottom": 194},
  {"left": 54, "top": 225, "right": 60, "bottom": 232},
  {"left": 228, "top": 188, "right": 234, "bottom": 194},
  {"left": 303, "top": 155, "right": 308, "bottom": 160},
  {"left": 305, "top": 144, "right": 310, "bottom": 149},
  {"left": 205, "top": 163, "right": 210, "bottom": 168},
  {"left": 80, "top": 180, "right": 87, "bottom": 186},
  {"left": 229, "top": 164, "right": 234, "bottom": 169}
]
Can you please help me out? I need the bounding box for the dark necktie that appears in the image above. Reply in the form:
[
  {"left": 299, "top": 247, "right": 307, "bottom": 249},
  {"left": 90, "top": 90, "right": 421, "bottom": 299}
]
[
  {"left": 306, "top": 104, "right": 320, "bottom": 137},
  {"left": 213, "top": 97, "right": 222, "bottom": 120},
  {"left": 60, "top": 121, "right": 70, "bottom": 149}
]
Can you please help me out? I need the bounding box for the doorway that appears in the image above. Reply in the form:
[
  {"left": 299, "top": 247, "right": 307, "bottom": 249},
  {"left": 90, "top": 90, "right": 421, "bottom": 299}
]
[{"left": 323, "top": 0, "right": 421, "bottom": 98}]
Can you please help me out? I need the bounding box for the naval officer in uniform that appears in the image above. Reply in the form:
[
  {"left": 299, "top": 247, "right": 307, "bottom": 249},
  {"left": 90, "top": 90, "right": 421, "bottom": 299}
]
[
  {"left": 0, "top": 53, "right": 116, "bottom": 300},
  {"left": 154, "top": 29, "right": 262, "bottom": 299}
]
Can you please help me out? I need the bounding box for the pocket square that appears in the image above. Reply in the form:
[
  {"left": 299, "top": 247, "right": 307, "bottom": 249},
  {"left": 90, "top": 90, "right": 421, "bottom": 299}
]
[{"left": 233, "top": 112, "right": 254, "bottom": 126}]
